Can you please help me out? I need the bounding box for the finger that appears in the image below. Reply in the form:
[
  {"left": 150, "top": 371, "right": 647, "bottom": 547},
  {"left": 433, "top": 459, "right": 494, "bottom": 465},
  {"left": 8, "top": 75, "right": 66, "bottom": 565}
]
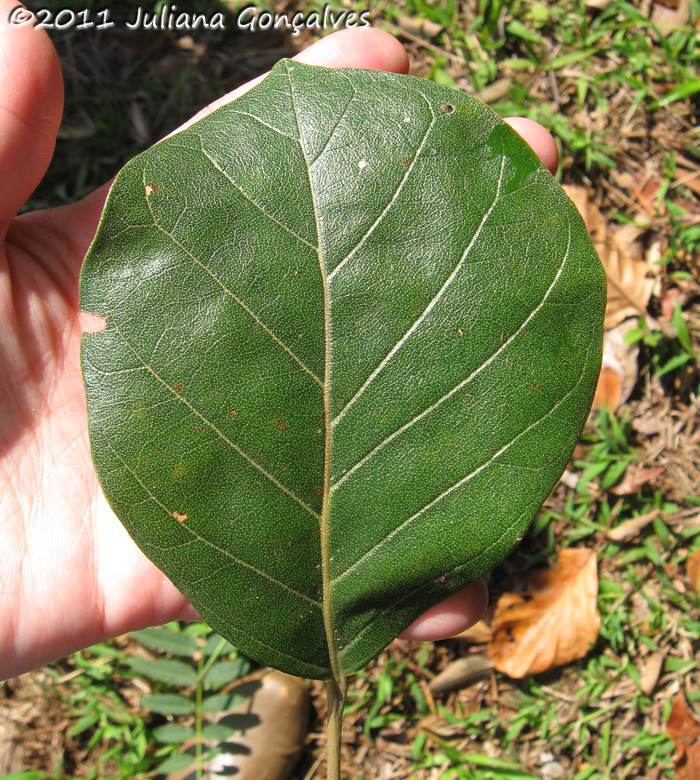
[
  {"left": 56, "top": 27, "right": 409, "bottom": 283},
  {"left": 505, "top": 117, "right": 559, "bottom": 175},
  {"left": 398, "top": 579, "right": 488, "bottom": 642},
  {"left": 0, "top": 0, "right": 63, "bottom": 233}
]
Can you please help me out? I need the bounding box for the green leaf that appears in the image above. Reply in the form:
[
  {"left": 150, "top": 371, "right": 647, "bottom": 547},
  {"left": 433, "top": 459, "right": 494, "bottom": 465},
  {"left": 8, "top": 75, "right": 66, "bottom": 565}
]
[
  {"left": 549, "top": 48, "right": 598, "bottom": 71},
  {"left": 672, "top": 298, "right": 697, "bottom": 357},
  {"left": 153, "top": 723, "right": 197, "bottom": 743},
  {"left": 201, "top": 723, "right": 237, "bottom": 741},
  {"left": 1, "top": 774, "right": 46, "bottom": 780},
  {"left": 155, "top": 753, "right": 196, "bottom": 774},
  {"left": 140, "top": 694, "right": 195, "bottom": 715},
  {"left": 201, "top": 692, "right": 248, "bottom": 714},
  {"left": 506, "top": 20, "right": 543, "bottom": 43},
  {"left": 203, "top": 633, "right": 235, "bottom": 656},
  {"left": 127, "top": 657, "right": 198, "bottom": 686},
  {"left": 650, "top": 78, "right": 700, "bottom": 109},
  {"left": 80, "top": 61, "right": 605, "bottom": 680},
  {"left": 433, "top": 69, "right": 458, "bottom": 90},
  {"left": 203, "top": 658, "right": 249, "bottom": 688},
  {"left": 130, "top": 627, "right": 199, "bottom": 656},
  {"left": 462, "top": 753, "right": 534, "bottom": 772},
  {"left": 70, "top": 712, "right": 100, "bottom": 737},
  {"left": 657, "top": 351, "right": 692, "bottom": 377},
  {"left": 623, "top": 327, "right": 645, "bottom": 344}
]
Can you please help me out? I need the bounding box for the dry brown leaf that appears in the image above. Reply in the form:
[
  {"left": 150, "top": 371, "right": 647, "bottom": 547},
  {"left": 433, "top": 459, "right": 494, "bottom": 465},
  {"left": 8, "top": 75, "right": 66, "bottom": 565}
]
[
  {"left": 667, "top": 692, "right": 700, "bottom": 780},
  {"left": 674, "top": 166, "right": 700, "bottom": 198},
  {"left": 662, "top": 288, "right": 682, "bottom": 319},
  {"left": 632, "top": 412, "right": 665, "bottom": 436},
  {"left": 594, "top": 368, "right": 623, "bottom": 412},
  {"left": 563, "top": 185, "right": 655, "bottom": 330},
  {"left": 651, "top": 0, "right": 690, "bottom": 35},
  {"left": 454, "top": 620, "right": 493, "bottom": 644},
  {"left": 610, "top": 465, "right": 665, "bottom": 495},
  {"left": 606, "top": 509, "right": 660, "bottom": 542},
  {"left": 593, "top": 368, "right": 624, "bottom": 412},
  {"left": 0, "top": 713, "right": 24, "bottom": 776},
  {"left": 603, "top": 224, "right": 655, "bottom": 329},
  {"left": 687, "top": 548, "right": 700, "bottom": 593},
  {"left": 486, "top": 548, "right": 600, "bottom": 678},
  {"left": 396, "top": 13, "right": 442, "bottom": 38},
  {"left": 559, "top": 469, "right": 580, "bottom": 489},
  {"left": 421, "top": 18, "right": 443, "bottom": 37},
  {"left": 476, "top": 78, "right": 513, "bottom": 104},
  {"left": 593, "top": 319, "right": 640, "bottom": 411},
  {"left": 427, "top": 655, "right": 493, "bottom": 695},
  {"left": 640, "top": 652, "right": 664, "bottom": 696}
]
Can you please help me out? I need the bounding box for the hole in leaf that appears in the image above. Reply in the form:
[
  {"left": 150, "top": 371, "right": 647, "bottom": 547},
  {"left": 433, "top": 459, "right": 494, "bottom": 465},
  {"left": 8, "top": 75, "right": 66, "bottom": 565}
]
[{"left": 440, "top": 103, "right": 455, "bottom": 114}]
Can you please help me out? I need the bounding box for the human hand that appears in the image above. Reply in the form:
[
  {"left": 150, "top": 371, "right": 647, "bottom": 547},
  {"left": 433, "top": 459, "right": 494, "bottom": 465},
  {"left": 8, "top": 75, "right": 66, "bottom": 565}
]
[{"left": 0, "top": 5, "right": 558, "bottom": 680}]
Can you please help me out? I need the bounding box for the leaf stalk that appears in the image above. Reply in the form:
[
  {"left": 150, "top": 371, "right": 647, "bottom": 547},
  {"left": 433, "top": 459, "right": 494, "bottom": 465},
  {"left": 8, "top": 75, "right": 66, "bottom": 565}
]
[{"left": 326, "top": 675, "right": 347, "bottom": 780}]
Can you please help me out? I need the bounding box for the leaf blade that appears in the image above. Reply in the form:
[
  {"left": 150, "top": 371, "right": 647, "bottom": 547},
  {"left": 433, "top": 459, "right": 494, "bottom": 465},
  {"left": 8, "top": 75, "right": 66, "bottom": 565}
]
[{"left": 81, "top": 61, "right": 606, "bottom": 679}]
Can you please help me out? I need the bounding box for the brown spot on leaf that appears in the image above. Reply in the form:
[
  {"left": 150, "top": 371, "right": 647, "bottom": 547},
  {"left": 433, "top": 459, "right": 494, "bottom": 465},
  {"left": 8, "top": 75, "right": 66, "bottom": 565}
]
[
  {"left": 230, "top": 409, "right": 237, "bottom": 416},
  {"left": 434, "top": 574, "right": 451, "bottom": 587},
  {"left": 275, "top": 416, "right": 291, "bottom": 433},
  {"left": 172, "top": 511, "right": 188, "bottom": 523},
  {"left": 401, "top": 157, "right": 409, "bottom": 165},
  {"left": 175, "top": 382, "right": 182, "bottom": 391},
  {"left": 145, "top": 183, "right": 157, "bottom": 196}
]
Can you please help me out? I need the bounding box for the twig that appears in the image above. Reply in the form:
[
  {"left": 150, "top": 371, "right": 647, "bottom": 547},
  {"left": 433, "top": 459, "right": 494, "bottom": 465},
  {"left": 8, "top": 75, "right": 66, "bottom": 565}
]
[
  {"left": 303, "top": 749, "right": 326, "bottom": 780},
  {"left": 539, "top": 685, "right": 575, "bottom": 702}
]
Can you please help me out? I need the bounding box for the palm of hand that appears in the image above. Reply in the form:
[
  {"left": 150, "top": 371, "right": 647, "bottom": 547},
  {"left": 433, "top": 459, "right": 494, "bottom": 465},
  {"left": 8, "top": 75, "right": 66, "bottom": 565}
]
[{"left": 1, "top": 201, "right": 195, "bottom": 678}]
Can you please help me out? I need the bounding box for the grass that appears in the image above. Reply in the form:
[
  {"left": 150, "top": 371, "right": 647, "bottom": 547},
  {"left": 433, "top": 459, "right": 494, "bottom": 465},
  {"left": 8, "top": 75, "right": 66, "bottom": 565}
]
[
  {"left": 2, "top": 624, "right": 252, "bottom": 778},
  {"left": 4, "top": 0, "right": 699, "bottom": 777}
]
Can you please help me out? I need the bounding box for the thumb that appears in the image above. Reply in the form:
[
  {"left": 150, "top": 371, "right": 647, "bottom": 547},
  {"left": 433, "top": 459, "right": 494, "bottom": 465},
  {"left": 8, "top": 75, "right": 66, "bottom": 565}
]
[{"left": 0, "top": 1, "right": 63, "bottom": 233}]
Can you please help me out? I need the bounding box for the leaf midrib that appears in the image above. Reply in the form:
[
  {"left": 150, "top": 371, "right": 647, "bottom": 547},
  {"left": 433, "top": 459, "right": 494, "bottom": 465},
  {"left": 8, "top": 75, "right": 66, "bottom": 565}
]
[{"left": 285, "top": 61, "right": 342, "bottom": 684}]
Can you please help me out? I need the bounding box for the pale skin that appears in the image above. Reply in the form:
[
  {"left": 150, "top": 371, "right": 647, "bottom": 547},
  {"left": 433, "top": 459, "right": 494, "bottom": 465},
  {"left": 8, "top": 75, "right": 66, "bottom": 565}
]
[{"left": 0, "top": 6, "right": 559, "bottom": 681}]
